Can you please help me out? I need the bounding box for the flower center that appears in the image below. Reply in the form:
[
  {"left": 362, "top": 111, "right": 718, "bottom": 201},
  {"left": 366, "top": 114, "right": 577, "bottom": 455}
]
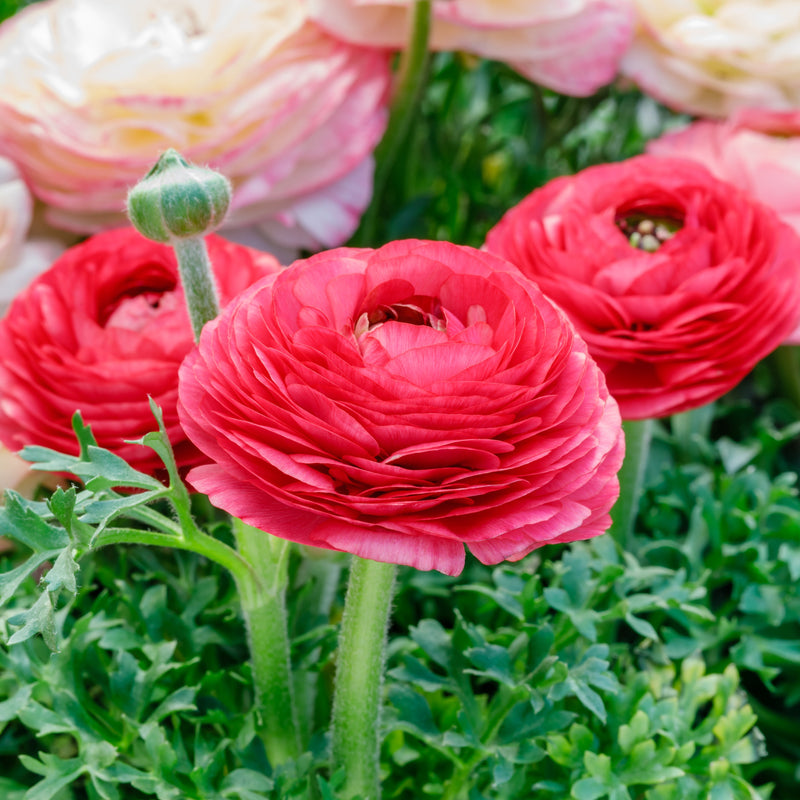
[
  {"left": 355, "top": 295, "right": 446, "bottom": 337},
  {"left": 100, "top": 275, "right": 177, "bottom": 330},
  {"left": 616, "top": 211, "right": 682, "bottom": 252}
]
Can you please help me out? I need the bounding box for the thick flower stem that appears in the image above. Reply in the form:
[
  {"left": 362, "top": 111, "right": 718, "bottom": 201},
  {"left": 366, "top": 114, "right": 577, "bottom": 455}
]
[
  {"left": 173, "top": 236, "right": 220, "bottom": 342},
  {"left": 232, "top": 518, "right": 300, "bottom": 766},
  {"left": 332, "top": 556, "right": 397, "bottom": 800},
  {"left": 356, "top": 0, "right": 431, "bottom": 245},
  {"left": 608, "top": 418, "right": 654, "bottom": 550}
]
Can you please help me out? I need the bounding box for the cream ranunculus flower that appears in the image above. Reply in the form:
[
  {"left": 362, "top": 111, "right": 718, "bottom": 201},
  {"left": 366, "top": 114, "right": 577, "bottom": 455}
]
[
  {"left": 0, "top": 156, "right": 64, "bottom": 317},
  {"left": 307, "top": 0, "right": 635, "bottom": 97},
  {"left": 622, "top": 0, "right": 800, "bottom": 117},
  {"left": 0, "top": 0, "right": 391, "bottom": 249}
]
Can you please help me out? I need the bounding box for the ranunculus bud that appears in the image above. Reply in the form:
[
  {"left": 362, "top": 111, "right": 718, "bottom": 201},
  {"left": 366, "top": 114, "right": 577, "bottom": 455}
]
[{"left": 127, "top": 149, "right": 231, "bottom": 244}]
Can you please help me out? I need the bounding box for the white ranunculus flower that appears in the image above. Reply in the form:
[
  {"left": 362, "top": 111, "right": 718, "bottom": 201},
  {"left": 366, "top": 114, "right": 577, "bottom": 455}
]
[
  {"left": 307, "top": 0, "right": 635, "bottom": 97},
  {"left": 0, "top": 0, "right": 391, "bottom": 249},
  {"left": 0, "top": 156, "right": 64, "bottom": 317},
  {"left": 622, "top": 0, "right": 800, "bottom": 116}
]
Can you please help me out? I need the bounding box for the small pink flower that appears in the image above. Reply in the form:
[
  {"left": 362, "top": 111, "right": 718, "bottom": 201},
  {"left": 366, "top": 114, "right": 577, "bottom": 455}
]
[
  {"left": 178, "top": 240, "right": 624, "bottom": 576},
  {"left": 484, "top": 156, "right": 800, "bottom": 419},
  {"left": 308, "top": 0, "right": 634, "bottom": 97},
  {"left": 0, "top": 0, "right": 390, "bottom": 250},
  {"left": 0, "top": 228, "right": 281, "bottom": 475}
]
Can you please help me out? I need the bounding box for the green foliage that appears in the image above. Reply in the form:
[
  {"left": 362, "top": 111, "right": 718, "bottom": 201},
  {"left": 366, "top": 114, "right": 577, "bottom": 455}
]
[
  {"left": 353, "top": 54, "right": 684, "bottom": 249},
  {"left": 1, "top": 47, "right": 799, "bottom": 800}
]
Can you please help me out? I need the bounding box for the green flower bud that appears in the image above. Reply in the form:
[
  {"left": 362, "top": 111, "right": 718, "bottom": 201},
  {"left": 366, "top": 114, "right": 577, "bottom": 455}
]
[{"left": 126, "top": 149, "right": 231, "bottom": 243}]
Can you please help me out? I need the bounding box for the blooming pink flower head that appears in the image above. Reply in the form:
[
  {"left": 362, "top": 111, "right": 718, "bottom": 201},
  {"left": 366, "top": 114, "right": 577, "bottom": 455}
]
[
  {"left": 484, "top": 155, "right": 800, "bottom": 420},
  {"left": 178, "top": 240, "right": 624, "bottom": 576},
  {"left": 622, "top": 0, "right": 800, "bottom": 117},
  {"left": 308, "top": 0, "right": 634, "bottom": 97},
  {"left": 0, "top": 228, "right": 281, "bottom": 475},
  {"left": 0, "top": 0, "right": 390, "bottom": 249}
]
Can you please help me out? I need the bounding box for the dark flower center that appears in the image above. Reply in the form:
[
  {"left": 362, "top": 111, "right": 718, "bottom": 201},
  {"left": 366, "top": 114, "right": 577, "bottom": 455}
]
[
  {"left": 355, "top": 295, "right": 446, "bottom": 337},
  {"left": 616, "top": 210, "right": 683, "bottom": 252},
  {"left": 99, "top": 272, "right": 177, "bottom": 328}
]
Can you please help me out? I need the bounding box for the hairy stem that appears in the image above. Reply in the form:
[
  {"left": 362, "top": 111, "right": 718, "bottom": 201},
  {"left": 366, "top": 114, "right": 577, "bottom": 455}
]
[
  {"left": 233, "top": 518, "right": 301, "bottom": 765},
  {"left": 332, "top": 556, "right": 397, "bottom": 800}
]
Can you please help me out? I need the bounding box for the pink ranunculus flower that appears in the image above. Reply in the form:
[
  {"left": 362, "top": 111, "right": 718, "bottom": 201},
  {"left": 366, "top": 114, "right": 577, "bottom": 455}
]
[
  {"left": 307, "top": 0, "right": 635, "bottom": 97},
  {"left": 0, "top": 0, "right": 391, "bottom": 250},
  {"left": 647, "top": 110, "right": 800, "bottom": 345},
  {"left": 484, "top": 156, "right": 800, "bottom": 420},
  {"left": 178, "top": 240, "right": 624, "bottom": 576},
  {"left": 648, "top": 110, "right": 800, "bottom": 235},
  {"left": 0, "top": 227, "right": 282, "bottom": 477},
  {"left": 0, "top": 156, "right": 64, "bottom": 317},
  {"left": 622, "top": 1, "right": 800, "bottom": 117}
]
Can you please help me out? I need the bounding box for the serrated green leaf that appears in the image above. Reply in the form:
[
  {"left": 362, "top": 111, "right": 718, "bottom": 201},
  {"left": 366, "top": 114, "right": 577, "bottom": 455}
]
[
  {"left": 19, "top": 754, "right": 87, "bottom": 800},
  {"left": 388, "top": 684, "right": 440, "bottom": 741},
  {"left": 464, "top": 643, "right": 516, "bottom": 687},
  {"left": 410, "top": 618, "right": 452, "bottom": 669},
  {"left": 0, "top": 553, "right": 58, "bottom": 606},
  {"left": 0, "top": 491, "right": 68, "bottom": 552},
  {"left": 43, "top": 546, "right": 79, "bottom": 594},
  {"left": 46, "top": 486, "right": 77, "bottom": 532},
  {"left": 8, "top": 590, "right": 57, "bottom": 649},
  {"left": 80, "top": 446, "right": 163, "bottom": 491},
  {"left": 0, "top": 683, "right": 34, "bottom": 723}
]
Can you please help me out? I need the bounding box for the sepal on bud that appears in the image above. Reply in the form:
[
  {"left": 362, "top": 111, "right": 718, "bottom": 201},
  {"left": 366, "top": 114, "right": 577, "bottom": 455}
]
[{"left": 126, "top": 149, "right": 231, "bottom": 243}]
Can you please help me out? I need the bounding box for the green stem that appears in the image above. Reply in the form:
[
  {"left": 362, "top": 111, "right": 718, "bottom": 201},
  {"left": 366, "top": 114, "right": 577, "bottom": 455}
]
[
  {"left": 355, "top": 0, "right": 431, "bottom": 245},
  {"left": 233, "top": 518, "right": 300, "bottom": 765},
  {"left": 332, "top": 557, "right": 397, "bottom": 800},
  {"left": 173, "top": 236, "right": 220, "bottom": 342},
  {"left": 608, "top": 418, "right": 654, "bottom": 550},
  {"left": 769, "top": 345, "right": 800, "bottom": 410}
]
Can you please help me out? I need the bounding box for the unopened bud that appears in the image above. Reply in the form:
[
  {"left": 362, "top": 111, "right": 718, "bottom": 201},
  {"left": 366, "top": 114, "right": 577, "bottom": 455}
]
[{"left": 126, "top": 149, "right": 231, "bottom": 243}]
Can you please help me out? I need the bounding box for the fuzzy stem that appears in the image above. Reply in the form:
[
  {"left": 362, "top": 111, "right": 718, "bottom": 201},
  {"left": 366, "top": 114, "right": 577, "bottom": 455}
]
[
  {"left": 173, "top": 237, "right": 220, "bottom": 342},
  {"left": 332, "top": 557, "right": 397, "bottom": 800},
  {"left": 608, "top": 418, "right": 654, "bottom": 550},
  {"left": 233, "top": 518, "right": 300, "bottom": 765},
  {"left": 356, "top": 0, "right": 431, "bottom": 245}
]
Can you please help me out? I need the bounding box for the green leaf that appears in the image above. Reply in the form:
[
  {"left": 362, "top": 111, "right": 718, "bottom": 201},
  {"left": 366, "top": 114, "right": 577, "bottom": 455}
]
[
  {"left": 18, "top": 754, "right": 88, "bottom": 800},
  {"left": 0, "top": 491, "right": 69, "bottom": 552},
  {"left": 43, "top": 546, "right": 79, "bottom": 594},
  {"left": 7, "top": 590, "right": 57, "bottom": 649},
  {"left": 388, "top": 684, "right": 440, "bottom": 740},
  {"left": 572, "top": 778, "right": 608, "bottom": 800}
]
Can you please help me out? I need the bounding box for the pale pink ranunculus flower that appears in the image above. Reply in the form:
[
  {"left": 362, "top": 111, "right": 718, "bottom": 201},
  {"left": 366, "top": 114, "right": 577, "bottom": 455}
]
[
  {"left": 0, "top": 156, "right": 64, "bottom": 317},
  {"left": 307, "top": 0, "right": 635, "bottom": 97},
  {"left": 0, "top": 0, "right": 391, "bottom": 250},
  {"left": 648, "top": 110, "right": 800, "bottom": 235},
  {"left": 622, "top": 1, "right": 800, "bottom": 117},
  {"left": 648, "top": 110, "right": 800, "bottom": 343}
]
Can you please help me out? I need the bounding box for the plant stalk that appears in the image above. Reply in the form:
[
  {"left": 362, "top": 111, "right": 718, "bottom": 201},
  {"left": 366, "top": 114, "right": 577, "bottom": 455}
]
[
  {"left": 332, "top": 556, "right": 397, "bottom": 800},
  {"left": 233, "top": 518, "right": 301, "bottom": 765},
  {"left": 173, "top": 236, "right": 220, "bottom": 342},
  {"left": 608, "top": 417, "right": 654, "bottom": 550},
  {"left": 356, "top": 0, "right": 432, "bottom": 244}
]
